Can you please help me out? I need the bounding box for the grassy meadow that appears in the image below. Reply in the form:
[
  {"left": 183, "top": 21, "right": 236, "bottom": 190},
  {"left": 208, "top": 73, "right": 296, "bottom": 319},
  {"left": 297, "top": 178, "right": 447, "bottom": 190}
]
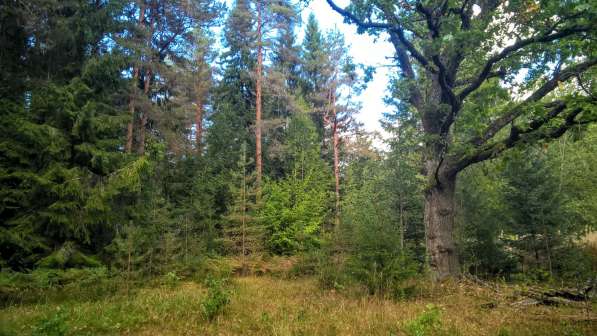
[{"left": 1, "top": 261, "right": 595, "bottom": 336}]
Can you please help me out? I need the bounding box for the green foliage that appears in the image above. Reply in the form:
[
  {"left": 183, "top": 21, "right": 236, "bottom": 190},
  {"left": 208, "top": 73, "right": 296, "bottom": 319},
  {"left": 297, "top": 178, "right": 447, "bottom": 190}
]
[
  {"left": 36, "top": 242, "right": 101, "bottom": 269},
  {"left": 1, "top": 1, "right": 596, "bottom": 325},
  {"left": 347, "top": 251, "right": 419, "bottom": 299},
  {"left": 339, "top": 156, "right": 421, "bottom": 298},
  {"left": 163, "top": 271, "right": 181, "bottom": 288},
  {"left": 403, "top": 304, "right": 442, "bottom": 336},
  {"left": 260, "top": 113, "right": 331, "bottom": 254},
  {"left": 458, "top": 131, "right": 597, "bottom": 281},
  {"left": 32, "top": 309, "right": 68, "bottom": 336},
  {"left": 0, "top": 267, "right": 117, "bottom": 307},
  {"left": 222, "top": 142, "right": 264, "bottom": 260},
  {"left": 201, "top": 276, "right": 232, "bottom": 321},
  {"left": 457, "top": 163, "right": 519, "bottom": 278}
]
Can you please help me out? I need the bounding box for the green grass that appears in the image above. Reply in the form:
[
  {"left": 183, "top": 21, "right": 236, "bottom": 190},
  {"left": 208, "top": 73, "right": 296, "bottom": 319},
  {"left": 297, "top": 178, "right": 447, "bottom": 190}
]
[{"left": 1, "top": 276, "right": 595, "bottom": 335}]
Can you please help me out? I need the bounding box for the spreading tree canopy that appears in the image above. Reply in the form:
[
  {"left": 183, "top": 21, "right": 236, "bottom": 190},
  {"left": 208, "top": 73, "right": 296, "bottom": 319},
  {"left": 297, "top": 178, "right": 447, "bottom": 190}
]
[{"left": 324, "top": 0, "right": 597, "bottom": 280}]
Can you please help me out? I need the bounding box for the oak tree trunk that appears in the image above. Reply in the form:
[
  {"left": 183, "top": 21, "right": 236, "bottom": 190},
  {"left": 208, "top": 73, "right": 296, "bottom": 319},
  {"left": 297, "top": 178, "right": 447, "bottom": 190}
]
[{"left": 424, "top": 172, "right": 460, "bottom": 281}]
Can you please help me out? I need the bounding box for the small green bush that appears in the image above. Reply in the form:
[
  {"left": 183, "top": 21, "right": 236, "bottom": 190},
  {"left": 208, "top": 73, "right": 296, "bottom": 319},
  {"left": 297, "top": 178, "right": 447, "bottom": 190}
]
[
  {"left": 201, "top": 277, "right": 231, "bottom": 321},
  {"left": 163, "top": 271, "right": 181, "bottom": 287},
  {"left": 288, "top": 252, "right": 320, "bottom": 278},
  {"left": 317, "top": 263, "right": 347, "bottom": 291},
  {"left": 193, "top": 258, "right": 233, "bottom": 282},
  {"left": 1, "top": 267, "right": 119, "bottom": 306},
  {"left": 403, "top": 304, "right": 442, "bottom": 336},
  {"left": 347, "top": 251, "right": 419, "bottom": 299},
  {"left": 32, "top": 308, "right": 68, "bottom": 336}
]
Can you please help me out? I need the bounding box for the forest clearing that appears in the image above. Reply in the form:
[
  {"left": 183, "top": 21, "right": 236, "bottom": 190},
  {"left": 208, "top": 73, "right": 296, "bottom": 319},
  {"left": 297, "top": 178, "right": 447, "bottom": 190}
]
[
  {"left": 1, "top": 257, "right": 596, "bottom": 336},
  {"left": 1, "top": 0, "right": 596, "bottom": 335}
]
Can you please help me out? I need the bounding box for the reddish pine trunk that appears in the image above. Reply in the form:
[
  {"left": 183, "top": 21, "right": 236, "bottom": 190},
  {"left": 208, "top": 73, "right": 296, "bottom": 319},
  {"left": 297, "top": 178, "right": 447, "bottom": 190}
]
[
  {"left": 424, "top": 171, "right": 460, "bottom": 281},
  {"left": 255, "top": 1, "right": 263, "bottom": 198},
  {"left": 195, "top": 100, "right": 203, "bottom": 155}
]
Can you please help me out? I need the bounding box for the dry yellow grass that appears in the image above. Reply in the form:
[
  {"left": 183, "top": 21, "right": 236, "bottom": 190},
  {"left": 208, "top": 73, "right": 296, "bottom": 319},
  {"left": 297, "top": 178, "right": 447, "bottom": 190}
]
[
  {"left": 133, "top": 277, "right": 594, "bottom": 336},
  {"left": 2, "top": 276, "right": 595, "bottom": 335}
]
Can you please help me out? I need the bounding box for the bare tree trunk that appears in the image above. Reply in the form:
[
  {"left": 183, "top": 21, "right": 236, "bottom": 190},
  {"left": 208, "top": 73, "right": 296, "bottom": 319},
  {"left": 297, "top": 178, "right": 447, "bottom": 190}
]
[
  {"left": 195, "top": 100, "right": 203, "bottom": 155},
  {"left": 125, "top": 3, "right": 146, "bottom": 153},
  {"left": 137, "top": 68, "right": 151, "bottom": 155},
  {"left": 255, "top": 0, "right": 263, "bottom": 200},
  {"left": 126, "top": 67, "right": 139, "bottom": 153},
  {"left": 424, "top": 172, "right": 460, "bottom": 281},
  {"left": 137, "top": 1, "right": 156, "bottom": 155}
]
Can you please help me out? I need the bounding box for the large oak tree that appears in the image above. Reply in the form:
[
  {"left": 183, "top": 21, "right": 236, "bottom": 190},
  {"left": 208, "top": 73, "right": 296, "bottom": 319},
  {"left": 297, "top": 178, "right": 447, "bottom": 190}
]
[{"left": 324, "top": 0, "right": 597, "bottom": 280}]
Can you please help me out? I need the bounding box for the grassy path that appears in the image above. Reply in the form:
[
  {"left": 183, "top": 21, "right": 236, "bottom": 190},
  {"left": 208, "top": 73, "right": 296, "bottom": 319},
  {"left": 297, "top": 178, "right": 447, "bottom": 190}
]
[{"left": 1, "top": 276, "right": 595, "bottom": 335}]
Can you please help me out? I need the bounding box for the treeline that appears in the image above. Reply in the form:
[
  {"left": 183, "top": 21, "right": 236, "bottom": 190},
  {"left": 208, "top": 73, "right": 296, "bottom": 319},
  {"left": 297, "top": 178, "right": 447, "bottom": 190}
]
[
  {"left": 1, "top": 0, "right": 596, "bottom": 292},
  {"left": 0, "top": 0, "right": 362, "bottom": 275}
]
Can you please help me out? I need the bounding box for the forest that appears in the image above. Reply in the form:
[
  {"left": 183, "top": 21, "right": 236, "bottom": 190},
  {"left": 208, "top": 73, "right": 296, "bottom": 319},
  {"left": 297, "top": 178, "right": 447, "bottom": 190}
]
[{"left": 0, "top": 0, "right": 596, "bottom": 335}]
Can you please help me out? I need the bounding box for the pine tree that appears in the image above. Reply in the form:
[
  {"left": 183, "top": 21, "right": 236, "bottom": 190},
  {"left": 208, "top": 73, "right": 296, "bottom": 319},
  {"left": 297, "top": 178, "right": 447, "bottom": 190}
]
[
  {"left": 300, "top": 14, "right": 328, "bottom": 140},
  {"left": 223, "top": 142, "right": 264, "bottom": 273},
  {"left": 207, "top": 0, "right": 256, "bottom": 173},
  {"left": 260, "top": 111, "right": 332, "bottom": 254}
]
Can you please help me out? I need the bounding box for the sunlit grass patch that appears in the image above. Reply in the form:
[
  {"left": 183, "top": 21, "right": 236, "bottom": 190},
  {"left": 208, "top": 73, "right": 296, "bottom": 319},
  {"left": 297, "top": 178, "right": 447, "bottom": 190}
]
[{"left": 1, "top": 275, "right": 595, "bottom": 335}]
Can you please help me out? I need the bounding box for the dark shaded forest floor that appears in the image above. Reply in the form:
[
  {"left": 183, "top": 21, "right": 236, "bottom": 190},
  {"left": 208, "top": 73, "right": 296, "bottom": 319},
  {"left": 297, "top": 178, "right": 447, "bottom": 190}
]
[{"left": 1, "top": 273, "right": 596, "bottom": 336}]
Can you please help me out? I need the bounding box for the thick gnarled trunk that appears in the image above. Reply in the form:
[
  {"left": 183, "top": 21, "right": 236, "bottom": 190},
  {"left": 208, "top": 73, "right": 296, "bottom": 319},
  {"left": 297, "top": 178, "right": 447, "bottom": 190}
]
[{"left": 424, "top": 173, "right": 460, "bottom": 281}]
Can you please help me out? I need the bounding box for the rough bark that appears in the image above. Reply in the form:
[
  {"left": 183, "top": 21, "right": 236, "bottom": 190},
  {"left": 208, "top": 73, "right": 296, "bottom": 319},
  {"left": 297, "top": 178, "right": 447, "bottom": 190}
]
[
  {"left": 255, "top": 0, "right": 263, "bottom": 199},
  {"left": 424, "top": 170, "right": 460, "bottom": 281}
]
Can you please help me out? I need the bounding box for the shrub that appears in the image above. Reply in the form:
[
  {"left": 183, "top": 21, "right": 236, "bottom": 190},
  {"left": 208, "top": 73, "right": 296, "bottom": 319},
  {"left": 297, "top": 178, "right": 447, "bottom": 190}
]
[
  {"left": 201, "top": 277, "right": 231, "bottom": 321},
  {"left": 317, "top": 255, "right": 348, "bottom": 291},
  {"left": 0, "top": 267, "right": 118, "bottom": 306},
  {"left": 347, "top": 251, "right": 419, "bottom": 299},
  {"left": 163, "top": 271, "right": 181, "bottom": 287},
  {"left": 403, "top": 304, "right": 442, "bottom": 336},
  {"left": 32, "top": 308, "right": 68, "bottom": 336}
]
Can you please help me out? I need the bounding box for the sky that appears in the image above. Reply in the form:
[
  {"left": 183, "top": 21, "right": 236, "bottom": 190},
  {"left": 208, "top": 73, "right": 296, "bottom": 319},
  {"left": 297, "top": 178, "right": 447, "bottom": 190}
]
[
  {"left": 222, "top": 0, "right": 396, "bottom": 135},
  {"left": 304, "top": 0, "right": 395, "bottom": 135}
]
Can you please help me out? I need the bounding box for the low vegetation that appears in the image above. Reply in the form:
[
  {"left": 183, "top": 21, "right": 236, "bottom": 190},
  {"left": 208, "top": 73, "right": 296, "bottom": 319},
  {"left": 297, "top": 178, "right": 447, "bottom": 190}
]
[{"left": 1, "top": 263, "right": 595, "bottom": 336}]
